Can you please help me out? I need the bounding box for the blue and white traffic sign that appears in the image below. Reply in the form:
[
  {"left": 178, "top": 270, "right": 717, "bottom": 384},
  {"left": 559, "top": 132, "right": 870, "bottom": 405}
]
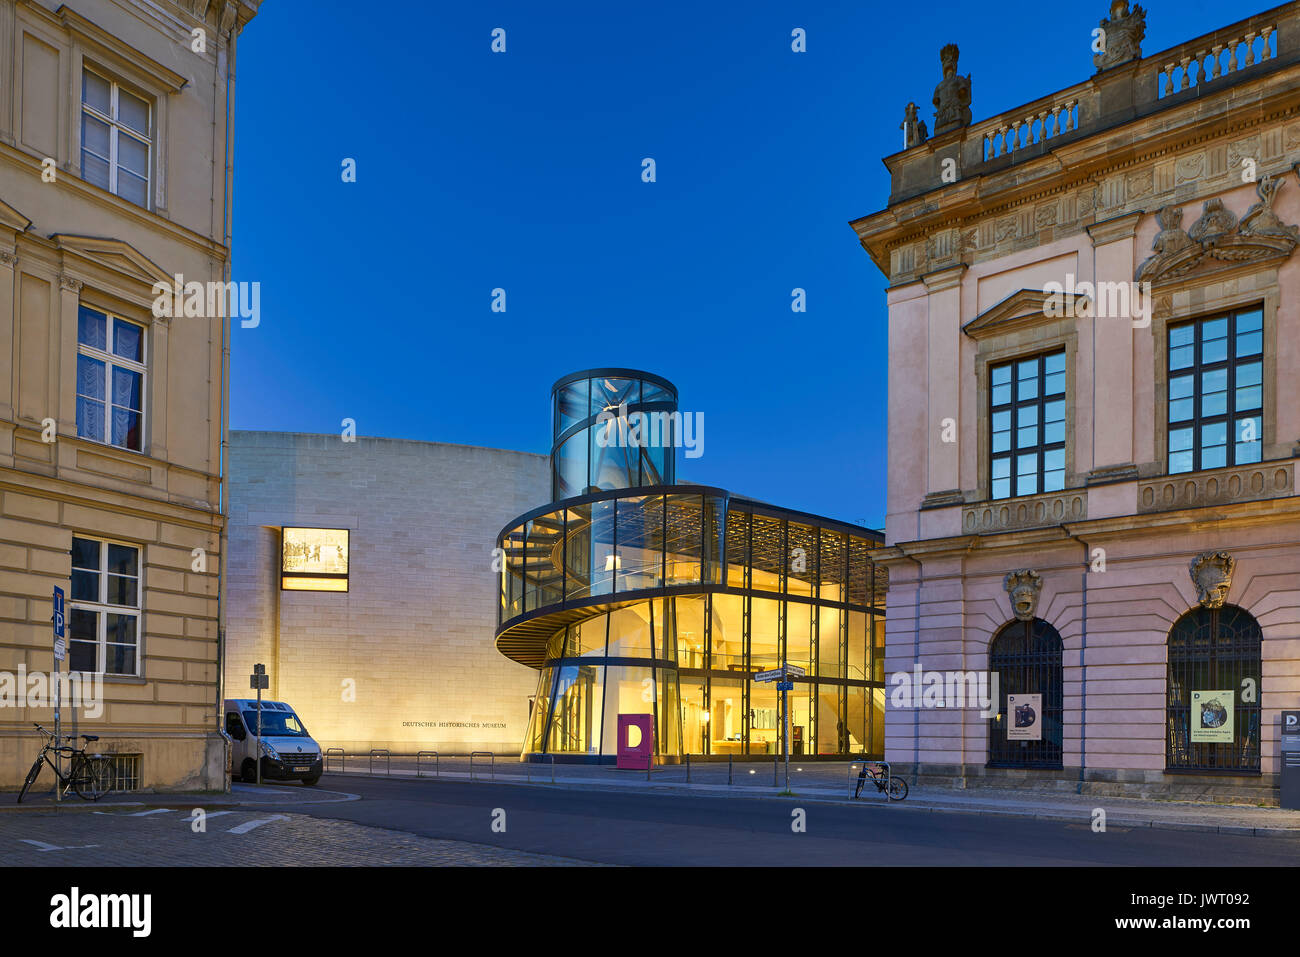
[
  {"left": 777, "top": 680, "right": 793, "bottom": 691},
  {"left": 52, "top": 585, "right": 66, "bottom": 662},
  {"left": 52, "top": 586, "right": 65, "bottom": 637}
]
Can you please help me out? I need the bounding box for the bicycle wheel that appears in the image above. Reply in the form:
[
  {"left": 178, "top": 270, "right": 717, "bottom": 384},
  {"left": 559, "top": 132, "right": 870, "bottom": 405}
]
[
  {"left": 73, "top": 756, "right": 113, "bottom": 801},
  {"left": 887, "top": 776, "right": 909, "bottom": 802},
  {"left": 17, "top": 756, "right": 45, "bottom": 804}
]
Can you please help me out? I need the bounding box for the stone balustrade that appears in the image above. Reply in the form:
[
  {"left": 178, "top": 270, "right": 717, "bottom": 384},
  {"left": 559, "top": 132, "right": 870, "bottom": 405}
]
[
  {"left": 981, "top": 99, "right": 1079, "bottom": 161},
  {"left": 1156, "top": 24, "right": 1276, "bottom": 98}
]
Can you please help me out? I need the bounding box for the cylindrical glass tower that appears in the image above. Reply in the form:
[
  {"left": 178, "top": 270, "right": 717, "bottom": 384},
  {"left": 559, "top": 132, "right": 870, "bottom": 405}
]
[{"left": 549, "top": 369, "right": 678, "bottom": 500}]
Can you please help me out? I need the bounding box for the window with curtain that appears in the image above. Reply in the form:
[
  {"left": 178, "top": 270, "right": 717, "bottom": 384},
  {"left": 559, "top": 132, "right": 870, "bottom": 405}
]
[{"left": 77, "top": 305, "right": 145, "bottom": 452}]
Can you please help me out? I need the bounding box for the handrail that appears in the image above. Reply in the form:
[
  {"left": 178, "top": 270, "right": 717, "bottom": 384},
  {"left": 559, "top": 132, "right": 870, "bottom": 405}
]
[
  {"left": 325, "top": 747, "right": 345, "bottom": 773},
  {"left": 469, "top": 751, "right": 494, "bottom": 780},
  {"left": 369, "top": 748, "right": 390, "bottom": 775},
  {"left": 416, "top": 750, "right": 438, "bottom": 778}
]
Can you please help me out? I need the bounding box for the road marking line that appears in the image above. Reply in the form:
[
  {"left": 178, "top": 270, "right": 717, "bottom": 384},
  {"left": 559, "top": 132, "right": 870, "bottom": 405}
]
[
  {"left": 227, "top": 814, "right": 288, "bottom": 834},
  {"left": 201, "top": 811, "right": 234, "bottom": 819},
  {"left": 19, "top": 839, "right": 100, "bottom": 852},
  {"left": 127, "top": 808, "right": 173, "bottom": 817}
]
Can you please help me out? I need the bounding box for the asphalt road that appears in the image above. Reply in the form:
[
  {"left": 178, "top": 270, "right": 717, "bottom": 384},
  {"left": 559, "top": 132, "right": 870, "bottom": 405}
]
[{"left": 306, "top": 774, "right": 1300, "bottom": 866}]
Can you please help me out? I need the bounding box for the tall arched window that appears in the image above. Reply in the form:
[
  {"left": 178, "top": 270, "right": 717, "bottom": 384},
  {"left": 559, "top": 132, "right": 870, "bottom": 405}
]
[
  {"left": 1166, "top": 605, "right": 1261, "bottom": 772},
  {"left": 988, "top": 618, "right": 1063, "bottom": 768}
]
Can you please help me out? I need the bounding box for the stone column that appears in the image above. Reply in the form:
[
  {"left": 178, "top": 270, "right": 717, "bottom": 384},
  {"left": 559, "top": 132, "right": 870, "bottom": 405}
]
[
  {"left": 150, "top": 314, "right": 169, "bottom": 462},
  {"left": 0, "top": 248, "right": 15, "bottom": 423},
  {"left": 921, "top": 265, "right": 966, "bottom": 507},
  {"left": 1085, "top": 213, "right": 1142, "bottom": 483},
  {"left": 56, "top": 275, "right": 82, "bottom": 443}
]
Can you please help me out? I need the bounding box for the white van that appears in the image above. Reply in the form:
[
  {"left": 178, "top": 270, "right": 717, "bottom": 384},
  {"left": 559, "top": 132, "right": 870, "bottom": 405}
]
[{"left": 224, "top": 698, "right": 324, "bottom": 786}]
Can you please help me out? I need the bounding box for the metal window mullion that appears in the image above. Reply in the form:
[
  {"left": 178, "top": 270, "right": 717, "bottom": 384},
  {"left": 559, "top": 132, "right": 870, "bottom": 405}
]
[{"left": 1227, "top": 313, "right": 1239, "bottom": 466}]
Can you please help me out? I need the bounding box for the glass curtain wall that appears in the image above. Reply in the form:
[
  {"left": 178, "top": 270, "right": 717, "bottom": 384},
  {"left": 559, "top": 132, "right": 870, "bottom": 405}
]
[{"left": 502, "top": 492, "right": 886, "bottom": 761}]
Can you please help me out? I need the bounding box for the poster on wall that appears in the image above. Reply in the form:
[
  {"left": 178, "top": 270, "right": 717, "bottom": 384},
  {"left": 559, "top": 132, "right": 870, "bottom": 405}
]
[
  {"left": 1190, "top": 689, "right": 1235, "bottom": 743},
  {"left": 281, "top": 527, "right": 350, "bottom": 591},
  {"left": 1006, "top": 693, "right": 1041, "bottom": 741}
]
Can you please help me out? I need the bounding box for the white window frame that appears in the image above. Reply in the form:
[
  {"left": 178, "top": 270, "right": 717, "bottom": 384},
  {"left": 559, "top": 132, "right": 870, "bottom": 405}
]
[
  {"left": 80, "top": 67, "right": 152, "bottom": 209},
  {"left": 76, "top": 306, "right": 147, "bottom": 453},
  {"left": 69, "top": 536, "right": 142, "bottom": 678}
]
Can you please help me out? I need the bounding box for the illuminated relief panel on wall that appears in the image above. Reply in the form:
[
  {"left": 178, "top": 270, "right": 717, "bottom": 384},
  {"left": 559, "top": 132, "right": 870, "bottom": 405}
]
[{"left": 281, "top": 528, "right": 350, "bottom": 592}]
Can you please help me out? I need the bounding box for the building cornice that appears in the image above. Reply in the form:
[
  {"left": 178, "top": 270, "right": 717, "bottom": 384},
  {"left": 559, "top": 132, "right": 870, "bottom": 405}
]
[
  {"left": 877, "top": 491, "right": 1300, "bottom": 563},
  {"left": 852, "top": 36, "right": 1300, "bottom": 285}
]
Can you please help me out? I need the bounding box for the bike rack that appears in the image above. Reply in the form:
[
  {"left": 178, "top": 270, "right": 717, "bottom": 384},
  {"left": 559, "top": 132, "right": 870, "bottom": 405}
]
[
  {"left": 369, "top": 749, "right": 391, "bottom": 775},
  {"left": 325, "top": 748, "right": 345, "bottom": 773},
  {"left": 525, "top": 753, "right": 556, "bottom": 784},
  {"left": 416, "top": 751, "right": 439, "bottom": 778},
  {"left": 469, "top": 751, "right": 494, "bottom": 780}
]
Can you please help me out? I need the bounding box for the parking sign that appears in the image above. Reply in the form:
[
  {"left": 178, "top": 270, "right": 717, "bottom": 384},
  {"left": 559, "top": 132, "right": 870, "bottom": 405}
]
[{"left": 53, "top": 585, "right": 65, "bottom": 662}]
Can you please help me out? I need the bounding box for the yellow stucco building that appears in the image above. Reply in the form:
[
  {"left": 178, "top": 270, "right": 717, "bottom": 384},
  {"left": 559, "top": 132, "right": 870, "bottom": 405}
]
[{"left": 0, "top": 0, "right": 259, "bottom": 790}]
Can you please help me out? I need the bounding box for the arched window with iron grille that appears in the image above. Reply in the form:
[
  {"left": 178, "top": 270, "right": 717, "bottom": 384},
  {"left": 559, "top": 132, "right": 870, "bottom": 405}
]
[
  {"left": 1166, "top": 604, "right": 1261, "bottom": 772},
  {"left": 987, "top": 618, "right": 1063, "bottom": 768}
]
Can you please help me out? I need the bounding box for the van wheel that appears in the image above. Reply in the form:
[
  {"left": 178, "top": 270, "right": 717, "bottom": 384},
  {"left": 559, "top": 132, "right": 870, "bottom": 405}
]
[
  {"left": 241, "top": 759, "right": 258, "bottom": 783},
  {"left": 302, "top": 775, "right": 320, "bottom": 787}
]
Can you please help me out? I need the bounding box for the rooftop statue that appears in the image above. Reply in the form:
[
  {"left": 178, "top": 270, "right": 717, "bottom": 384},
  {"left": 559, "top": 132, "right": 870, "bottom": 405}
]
[
  {"left": 932, "top": 44, "right": 972, "bottom": 136},
  {"left": 901, "top": 102, "right": 929, "bottom": 149},
  {"left": 1094, "top": 0, "right": 1147, "bottom": 71}
]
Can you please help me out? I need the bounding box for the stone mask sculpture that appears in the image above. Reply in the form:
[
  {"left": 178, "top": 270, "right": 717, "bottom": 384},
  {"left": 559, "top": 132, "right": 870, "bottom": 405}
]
[
  {"left": 1004, "top": 569, "right": 1044, "bottom": 622},
  {"left": 1189, "top": 551, "right": 1234, "bottom": 609}
]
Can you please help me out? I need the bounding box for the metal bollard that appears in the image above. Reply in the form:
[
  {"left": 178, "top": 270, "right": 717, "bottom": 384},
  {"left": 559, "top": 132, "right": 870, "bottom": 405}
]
[
  {"left": 774, "top": 752, "right": 778, "bottom": 787},
  {"left": 685, "top": 753, "right": 691, "bottom": 783},
  {"left": 728, "top": 754, "right": 733, "bottom": 786}
]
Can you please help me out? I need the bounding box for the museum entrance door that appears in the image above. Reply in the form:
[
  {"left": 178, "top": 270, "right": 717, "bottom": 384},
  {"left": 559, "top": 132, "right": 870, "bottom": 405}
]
[{"left": 987, "top": 617, "right": 1063, "bottom": 768}]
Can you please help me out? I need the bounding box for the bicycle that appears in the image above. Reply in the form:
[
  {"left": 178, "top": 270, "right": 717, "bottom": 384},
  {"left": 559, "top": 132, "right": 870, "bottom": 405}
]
[
  {"left": 17, "top": 724, "right": 114, "bottom": 803},
  {"left": 853, "top": 759, "right": 908, "bottom": 801}
]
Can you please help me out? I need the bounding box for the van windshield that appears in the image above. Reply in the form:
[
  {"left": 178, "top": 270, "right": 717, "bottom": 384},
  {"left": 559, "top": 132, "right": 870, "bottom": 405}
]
[{"left": 243, "top": 710, "right": 309, "bottom": 737}]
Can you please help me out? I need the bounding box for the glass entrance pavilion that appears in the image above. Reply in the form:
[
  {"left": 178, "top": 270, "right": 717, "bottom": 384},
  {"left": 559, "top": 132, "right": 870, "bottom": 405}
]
[{"left": 495, "top": 370, "right": 886, "bottom": 763}]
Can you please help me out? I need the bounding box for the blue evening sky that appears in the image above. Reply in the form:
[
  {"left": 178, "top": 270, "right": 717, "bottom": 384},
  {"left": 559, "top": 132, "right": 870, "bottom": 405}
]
[{"left": 230, "top": 0, "right": 1237, "bottom": 528}]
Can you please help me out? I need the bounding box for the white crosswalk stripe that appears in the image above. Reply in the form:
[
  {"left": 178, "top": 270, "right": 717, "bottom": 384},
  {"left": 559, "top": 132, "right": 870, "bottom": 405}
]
[{"left": 226, "top": 814, "right": 288, "bottom": 834}]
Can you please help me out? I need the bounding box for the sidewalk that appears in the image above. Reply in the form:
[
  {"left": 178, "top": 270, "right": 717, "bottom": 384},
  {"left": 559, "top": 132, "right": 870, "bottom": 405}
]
[
  {"left": 326, "top": 762, "right": 1300, "bottom": 838},
  {"left": 0, "top": 781, "right": 358, "bottom": 813}
]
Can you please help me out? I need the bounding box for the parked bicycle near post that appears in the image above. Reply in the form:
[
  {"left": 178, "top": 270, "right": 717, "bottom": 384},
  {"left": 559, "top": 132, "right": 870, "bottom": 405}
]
[
  {"left": 854, "top": 759, "right": 908, "bottom": 801},
  {"left": 17, "top": 723, "right": 114, "bottom": 803}
]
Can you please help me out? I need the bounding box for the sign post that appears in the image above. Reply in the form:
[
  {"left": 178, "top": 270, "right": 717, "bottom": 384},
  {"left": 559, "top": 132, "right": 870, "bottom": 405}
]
[
  {"left": 250, "top": 664, "right": 268, "bottom": 785},
  {"left": 757, "top": 662, "right": 804, "bottom": 791},
  {"left": 52, "top": 586, "right": 65, "bottom": 808}
]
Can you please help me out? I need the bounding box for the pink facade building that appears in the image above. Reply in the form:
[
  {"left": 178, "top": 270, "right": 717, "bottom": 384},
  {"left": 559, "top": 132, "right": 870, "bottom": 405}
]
[{"left": 852, "top": 2, "right": 1300, "bottom": 801}]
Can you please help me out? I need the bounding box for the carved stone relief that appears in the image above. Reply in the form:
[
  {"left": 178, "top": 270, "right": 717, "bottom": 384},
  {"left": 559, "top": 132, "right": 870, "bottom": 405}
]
[
  {"left": 1004, "top": 569, "right": 1044, "bottom": 622},
  {"left": 1189, "top": 551, "right": 1234, "bottom": 609},
  {"left": 1094, "top": 1, "right": 1146, "bottom": 71},
  {"left": 1136, "top": 175, "right": 1300, "bottom": 282}
]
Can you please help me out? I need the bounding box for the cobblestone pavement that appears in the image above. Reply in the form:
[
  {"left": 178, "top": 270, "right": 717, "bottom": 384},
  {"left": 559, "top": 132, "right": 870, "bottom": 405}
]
[{"left": 0, "top": 807, "right": 593, "bottom": 866}]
